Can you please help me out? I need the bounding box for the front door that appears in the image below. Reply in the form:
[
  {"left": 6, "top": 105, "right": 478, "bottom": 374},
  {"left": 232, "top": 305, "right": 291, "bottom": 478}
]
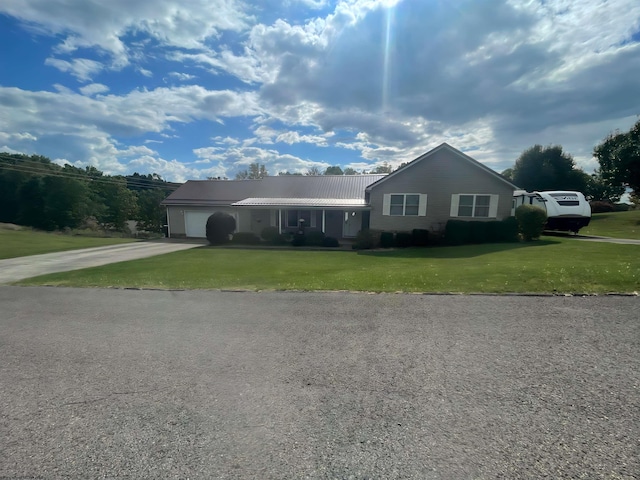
[{"left": 343, "top": 211, "right": 361, "bottom": 237}]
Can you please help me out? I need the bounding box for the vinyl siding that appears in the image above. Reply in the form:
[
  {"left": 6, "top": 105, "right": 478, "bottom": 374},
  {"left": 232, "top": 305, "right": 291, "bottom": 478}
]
[{"left": 369, "top": 148, "right": 514, "bottom": 233}]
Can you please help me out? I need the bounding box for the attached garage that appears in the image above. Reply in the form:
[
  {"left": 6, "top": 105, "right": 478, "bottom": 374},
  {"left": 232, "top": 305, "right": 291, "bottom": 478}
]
[{"left": 184, "top": 211, "right": 215, "bottom": 238}]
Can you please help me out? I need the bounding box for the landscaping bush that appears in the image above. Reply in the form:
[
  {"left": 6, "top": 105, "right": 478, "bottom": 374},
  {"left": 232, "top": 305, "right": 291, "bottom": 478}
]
[
  {"left": 230, "top": 232, "right": 261, "bottom": 245},
  {"left": 291, "top": 232, "right": 306, "bottom": 246},
  {"left": 206, "top": 212, "right": 236, "bottom": 245},
  {"left": 380, "top": 231, "right": 395, "bottom": 248},
  {"left": 589, "top": 201, "right": 616, "bottom": 213},
  {"left": 260, "top": 226, "right": 280, "bottom": 243},
  {"left": 321, "top": 236, "right": 340, "bottom": 248},
  {"left": 445, "top": 220, "right": 471, "bottom": 245},
  {"left": 411, "top": 229, "right": 429, "bottom": 246},
  {"left": 515, "top": 205, "right": 547, "bottom": 241},
  {"left": 469, "top": 222, "right": 490, "bottom": 244},
  {"left": 353, "top": 229, "right": 376, "bottom": 249},
  {"left": 495, "top": 217, "right": 519, "bottom": 242},
  {"left": 395, "top": 232, "right": 413, "bottom": 248},
  {"left": 305, "top": 230, "right": 326, "bottom": 246},
  {"left": 485, "top": 221, "right": 501, "bottom": 243}
]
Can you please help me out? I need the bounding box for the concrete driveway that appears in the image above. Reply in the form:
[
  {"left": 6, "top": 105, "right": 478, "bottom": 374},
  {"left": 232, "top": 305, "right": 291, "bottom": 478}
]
[
  {"left": 0, "top": 287, "right": 638, "bottom": 479},
  {"left": 0, "top": 240, "right": 204, "bottom": 284}
]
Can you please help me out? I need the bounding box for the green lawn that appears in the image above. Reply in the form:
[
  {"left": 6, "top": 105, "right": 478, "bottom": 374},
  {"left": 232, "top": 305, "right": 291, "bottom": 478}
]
[
  {"left": 580, "top": 210, "right": 640, "bottom": 239},
  {"left": 16, "top": 238, "right": 640, "bottom": 294},
  {"left": 0, "top": 228, "right": 136, "bottom": 260}
]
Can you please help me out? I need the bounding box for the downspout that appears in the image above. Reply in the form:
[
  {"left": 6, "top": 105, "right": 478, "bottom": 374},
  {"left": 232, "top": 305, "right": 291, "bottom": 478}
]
[
  {"left": 278, "top": 209, "right": 282, "bottom": 234},
  {"left": 322, "top": 209, "right": 326, "bottom": 233},
  {"left": 165, "top": 206, "right": 171, "bottom": 238}
]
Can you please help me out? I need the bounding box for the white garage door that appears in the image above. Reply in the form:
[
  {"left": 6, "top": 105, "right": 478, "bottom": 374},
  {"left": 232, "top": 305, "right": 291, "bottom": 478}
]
[{"left": 185, "top": 211, "right": 215, "bottom": 238}]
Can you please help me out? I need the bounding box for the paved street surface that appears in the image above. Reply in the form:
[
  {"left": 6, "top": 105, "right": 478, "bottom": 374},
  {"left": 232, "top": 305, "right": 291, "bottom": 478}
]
[
  {"left": 1, "top": 287, "right": 638, "bottom": 479},
  {"left": 0, "top": 241, "right": 203, "bottom": 284}
]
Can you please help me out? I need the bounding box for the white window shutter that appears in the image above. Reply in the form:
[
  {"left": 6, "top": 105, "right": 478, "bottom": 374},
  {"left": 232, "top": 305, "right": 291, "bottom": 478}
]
[
  {"left": 418, "top": 194, "right": 427, "bottom": 216},
  {"left": 489, "top": 194, "right": 499, "bottom": 217},
  {"left": 450, "top": 194, "right": 460, "bottom": 217},
  {"left": 383, "top": 194, "right": 391, "bottom": 216}
]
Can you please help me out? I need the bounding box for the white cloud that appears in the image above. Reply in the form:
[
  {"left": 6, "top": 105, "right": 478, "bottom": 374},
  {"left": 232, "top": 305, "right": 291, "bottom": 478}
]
[
  {"left": 45, "top": 57, "right": 105, "bottom": 81},
  {"left": 79, "top": 83, "right": 110, "bottom": 96}
]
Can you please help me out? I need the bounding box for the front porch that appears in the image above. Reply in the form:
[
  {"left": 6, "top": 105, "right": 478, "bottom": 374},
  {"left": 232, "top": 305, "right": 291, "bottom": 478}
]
[{"left": 240, "top": 207, "right": 369, "bottom": 240}]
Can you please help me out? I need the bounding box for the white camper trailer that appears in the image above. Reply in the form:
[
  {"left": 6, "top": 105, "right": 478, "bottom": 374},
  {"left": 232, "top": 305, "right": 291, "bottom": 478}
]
[{"left": 512, "top": 190, "right": 591, "bottom": 233}]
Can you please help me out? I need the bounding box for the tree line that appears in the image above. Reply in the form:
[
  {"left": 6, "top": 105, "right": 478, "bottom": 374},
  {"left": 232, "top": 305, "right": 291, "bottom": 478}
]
[
  {"left": 0, "top": 153, "right": 179, "bottom": 232},
  {"left": 502, "top": 119, "right": 640, "bottom": 203},
  {"left": 235, "top": 162, "right": 394, "bottom": 179}
]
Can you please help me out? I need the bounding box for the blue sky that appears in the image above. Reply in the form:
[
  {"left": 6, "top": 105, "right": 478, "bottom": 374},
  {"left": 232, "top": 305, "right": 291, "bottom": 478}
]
[{"left": 0, "top": 0, "right": 639, "bottom": 182}]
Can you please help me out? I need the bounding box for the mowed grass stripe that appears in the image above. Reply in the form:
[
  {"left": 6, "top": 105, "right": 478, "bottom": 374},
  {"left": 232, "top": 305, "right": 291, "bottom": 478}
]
[
  {"left": 0, "top": 229, "right": 136, "bottom": 260},
  {"left": 16, "top": 238, "right": 640, "bottom": 294},
  {"left": 581, "top": 210, "right": 640, "bottom": 240}
]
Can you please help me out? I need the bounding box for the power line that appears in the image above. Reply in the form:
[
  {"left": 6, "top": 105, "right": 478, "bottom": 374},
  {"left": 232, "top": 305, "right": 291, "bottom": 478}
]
[
  {"left": 0, "top": 163, "right": 180, "bottom": 192},
  {"left": 0, "top": 154, "right": 182, "bottom": 189}
]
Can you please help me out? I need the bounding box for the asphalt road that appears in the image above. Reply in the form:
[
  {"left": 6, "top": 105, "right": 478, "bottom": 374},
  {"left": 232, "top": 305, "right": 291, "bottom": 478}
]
[
  {"left": 0, "top": 241, "right": 203, "bottom": 284},
  {"left": 1, "top": 287, "right": 638, "bottom": 479}
]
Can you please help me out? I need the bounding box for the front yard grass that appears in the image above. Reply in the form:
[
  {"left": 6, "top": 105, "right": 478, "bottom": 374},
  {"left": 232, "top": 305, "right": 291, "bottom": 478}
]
[
  {"left": 0, "top": 228, "right": 136, "bottom": 260},
  {"left": 580, "top": 210, "right": 640, "bottom": 240},
  {"left": 16, "top": 238, "right": 639, "bottom": 294}
]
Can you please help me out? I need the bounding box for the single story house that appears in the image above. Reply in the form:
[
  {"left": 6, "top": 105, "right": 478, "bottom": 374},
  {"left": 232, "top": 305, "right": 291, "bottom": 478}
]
[{"left": 161, "top": 143, "right": 517, "bottom": 239}]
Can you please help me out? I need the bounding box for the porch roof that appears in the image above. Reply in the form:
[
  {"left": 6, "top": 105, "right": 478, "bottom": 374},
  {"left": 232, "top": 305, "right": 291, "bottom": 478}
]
[{"left": 231, "top": 197, "right": 368, "bottom": 208}]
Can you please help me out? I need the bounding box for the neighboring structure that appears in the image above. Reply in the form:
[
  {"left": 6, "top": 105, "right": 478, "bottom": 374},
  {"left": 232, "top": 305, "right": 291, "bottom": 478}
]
[{"left": 161, "top": 143, "right": 517, "bottom": 239}]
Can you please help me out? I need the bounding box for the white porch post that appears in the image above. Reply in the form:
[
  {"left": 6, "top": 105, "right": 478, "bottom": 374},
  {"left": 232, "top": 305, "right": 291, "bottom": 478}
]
[
  {"left": 322, "top": 210, "right": 326, "bottom": 233},
  {"left": 278, "top": 209, "right": 282, "bottom": 234}
]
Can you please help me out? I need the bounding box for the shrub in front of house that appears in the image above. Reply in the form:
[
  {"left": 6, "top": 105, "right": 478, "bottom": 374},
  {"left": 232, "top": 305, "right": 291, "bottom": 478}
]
[
  {"left": 291, "top": 232, "right": 306, "bottom": 246},
  {"left": 469, "top": 221, "right": 490, "bottom": 244},
  {"left": 321, "top": 236, "right": 340, "bottom": 247},
  {"left": 206, "top": 212, "right": 236, "bottom": 245},
  {"left": 261, "top": 226, "right": 280, "bottom": 243},
  {"left": 380, "top": 232, "right": 395, "bottom": 248},
  {"left": 411, "top": 229, "right": 429, "bottom": 246},
  {"left": 353, "top": 229, "right": 376, "bottom": 249},
  {"left": 395, "top": 232, "right": 413, "bottom": 248},
  {"left": 498, "top": 217, "right": 519, "bottom": 242},
  {"left": 515, "top": 204, "right": 547, "bottom": 241},
  {"left": 230, "top": 232, "right": 261, "bottom": 245},
  {"left": 305, "top": 231, "right": 325, "bottom": 246},
  {"left": 445, "top": 220, "right": 471, "bottom": 245}
]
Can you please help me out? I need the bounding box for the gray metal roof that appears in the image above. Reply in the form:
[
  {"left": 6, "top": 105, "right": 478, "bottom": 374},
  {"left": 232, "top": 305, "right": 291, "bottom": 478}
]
[
  {"left": 162, "top": 175, "right": 385, "bottom": 206},
  {"left": 232, "top": 198, "right": 369, "bottom": 208}
]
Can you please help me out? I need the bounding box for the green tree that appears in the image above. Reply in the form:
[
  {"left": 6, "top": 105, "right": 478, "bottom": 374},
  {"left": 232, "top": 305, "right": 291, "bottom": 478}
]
[
  {"left": 236, "top": 163, "right": 268, "bottom": 179},
  {"left": 501, "top": 168, "right": 514, "bottom": 181},
  {"left": 324, "top": 166, "right": 343, "bottom": 175},
  {"left": 512, "top": 145, "right": 589, "bottom": 192},
  {"left": 584, "top": 169, "right": 625, "bottom": 202},
  {"left": 305, "top": 166, "right": 322, "bottom": 176},
  {"left": 594, "top": 119, "right": 640, "bottom": 194},
  {"left": 343, "top": 167, "right": 357, "bottom": 175},
  {"left": 278, "top": 171, "right": 303, "bottom": 176},
  {"left": 373, "top": 162, "right": 393, "bottom": 174}
]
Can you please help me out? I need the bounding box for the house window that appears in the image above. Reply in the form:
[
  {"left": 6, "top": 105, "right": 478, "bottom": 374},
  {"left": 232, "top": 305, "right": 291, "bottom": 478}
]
[
  {"left": 383, "top": 194, "right": 427, "bottom": 216},
  {"left": 450, "top": 194, "right": 499, "bottom": 218},
  {"left": 286, "top": 210, "right": 315, "bottom": 227}
]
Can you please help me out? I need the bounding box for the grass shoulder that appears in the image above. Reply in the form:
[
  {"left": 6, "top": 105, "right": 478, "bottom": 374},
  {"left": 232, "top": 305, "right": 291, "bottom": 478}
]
[
  {"left": 580, "top": 210, "right": 640, "bottom": 240},
  {"left": 0, "top": 225, "right": 137, "bottom": 260},
  {"left": 16, "top": 238, "right": 640, "bottom": 294}
]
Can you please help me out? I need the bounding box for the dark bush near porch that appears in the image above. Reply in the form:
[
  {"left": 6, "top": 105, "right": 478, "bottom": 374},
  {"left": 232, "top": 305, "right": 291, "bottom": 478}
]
[
  {"left": 260, "top": 226, "right": 280, "bottom": 242},
  {"left": 497, "top": 217, "right": 519, "bottom": 242},
  {"left": 305, "top": 231, "right": 325, "bottom": 246},
  {"left": 395, "top": 232, "right": 413, "bottom": 248},
  {"left": 380, "top": 231, "right": 394, "bottom": 248},
  {"left": 230, "top": 232, "right": 261, "bottom": 245},
  {"left": 411, "top": 229, "right": 429, "bottom": 246},
  {"left": 353, "top": 229, "right": 376, "bottom": 249},
  {"left": 469, "top": 222, "right": 490, "bottom": 244},
  {"left": 206, "top": 212, "right": 236, "bottom": 245},
  {"left": 291, "top": 232, "right": 306, "bottom": 246},
  {"left": 321, "top": 236, "right": 340, "bottom": 247},
  {"left": 445, "top": 220, "right": 471, "bottom": 245}
]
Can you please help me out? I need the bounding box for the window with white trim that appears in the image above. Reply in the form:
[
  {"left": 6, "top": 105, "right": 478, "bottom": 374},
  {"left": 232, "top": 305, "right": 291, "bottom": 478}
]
[
  {"left": 383, "top": 194, "right": 427, "bottom": 216},
  {"left": 450, "top": 194, "right": 499, "bottom": 218}
]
